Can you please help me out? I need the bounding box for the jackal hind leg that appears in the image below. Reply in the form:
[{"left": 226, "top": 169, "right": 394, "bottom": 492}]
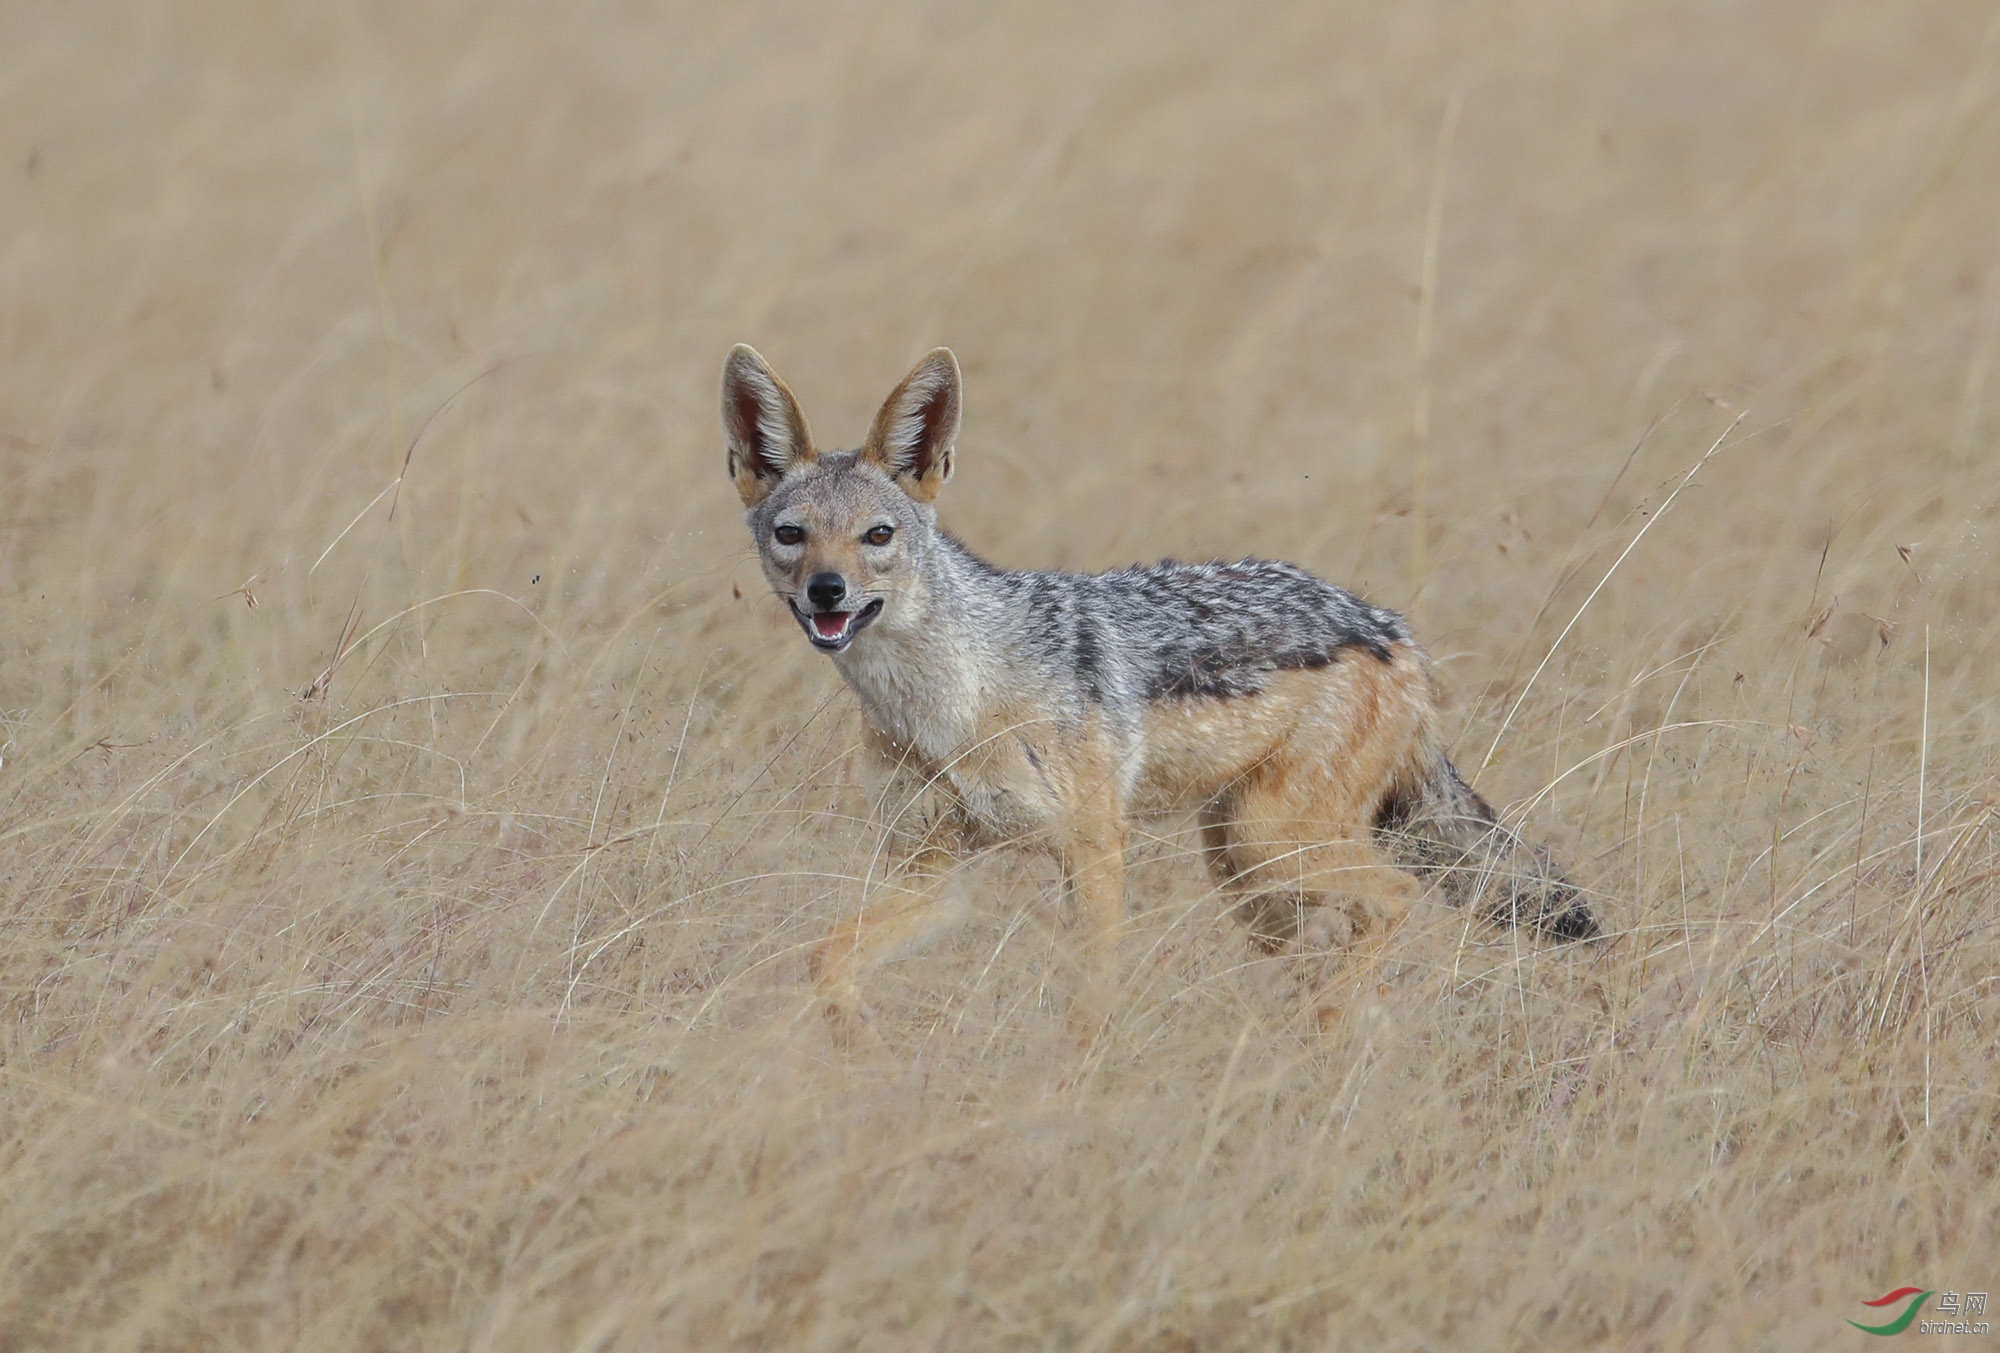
[
  {"left": 1202, "top": 777, "right": 1414, "bottom": 959},
  {"left": 1201, "top": 797, "right": 1303, "bottom": 951},
  {"left": 1204, "top": 788, "right": 1415, "bottom": 1037}
]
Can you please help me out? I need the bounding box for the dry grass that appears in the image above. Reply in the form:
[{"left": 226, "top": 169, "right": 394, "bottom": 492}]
[{"left": 4, "top": 2, "right": 1999, "bottom": 1348}]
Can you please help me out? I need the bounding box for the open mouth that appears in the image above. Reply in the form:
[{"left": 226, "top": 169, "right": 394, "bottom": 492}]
[{"left": 792, "top": 597, "right": 884, "bottom": 651}]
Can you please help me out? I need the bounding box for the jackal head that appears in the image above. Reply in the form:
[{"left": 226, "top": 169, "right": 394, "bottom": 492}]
[{"left": 722, "top": 344, "right": 959, "bottom": 654}]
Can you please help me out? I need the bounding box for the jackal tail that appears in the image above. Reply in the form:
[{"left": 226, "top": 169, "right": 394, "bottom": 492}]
[{"left": 1375, "top": 750, "right": 1600, "bottom": 941}]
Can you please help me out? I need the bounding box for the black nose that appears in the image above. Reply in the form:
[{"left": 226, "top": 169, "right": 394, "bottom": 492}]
[{"left": 805, "top": 573, "right": 847, "bottom": 610}]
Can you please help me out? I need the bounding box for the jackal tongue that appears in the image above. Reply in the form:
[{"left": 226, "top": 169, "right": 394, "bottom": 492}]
[{"left": 811, "top": 612, "right": 851, "bottom": 639}]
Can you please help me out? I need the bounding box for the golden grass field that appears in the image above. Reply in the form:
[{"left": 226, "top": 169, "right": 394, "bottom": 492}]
[{"left": 4, "top": 2, "right": 1999, "bottom": 1348}]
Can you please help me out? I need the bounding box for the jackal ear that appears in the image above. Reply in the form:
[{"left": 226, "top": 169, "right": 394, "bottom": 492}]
[
  {"left": 861, "top": 347, "right": 960, "bottom": 503},
  {"left": 722, "top": 344, "right": 816, "bottom": 508}
]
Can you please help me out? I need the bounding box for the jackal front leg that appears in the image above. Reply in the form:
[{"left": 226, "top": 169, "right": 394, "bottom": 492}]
[
  {"left": 809, "top": 752, "right": 971, "bottom": 1047},
  {"left": 1056, "top": 797, "right": 1128, "bottom": 1046}
]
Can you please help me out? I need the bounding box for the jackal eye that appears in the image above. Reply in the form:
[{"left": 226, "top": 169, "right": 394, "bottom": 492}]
[
  {"left": 773, "top": 524, "right": 805, "bottom": 546},
  {"left": 862, "top": 524, "right": 895, "bottom": 546}
]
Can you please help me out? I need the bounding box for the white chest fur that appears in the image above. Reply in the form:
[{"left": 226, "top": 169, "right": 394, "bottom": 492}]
[
  {"left": 834, "top": 629, "right": 1059, "bottom": 841},
  {"left": 834, "top": 629, "right": 981, "bottom": 767}
]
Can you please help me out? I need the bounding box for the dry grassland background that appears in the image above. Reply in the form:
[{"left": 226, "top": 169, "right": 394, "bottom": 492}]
[{"left": 4, "top": 2, "right": 2000, "bottom": 1349}]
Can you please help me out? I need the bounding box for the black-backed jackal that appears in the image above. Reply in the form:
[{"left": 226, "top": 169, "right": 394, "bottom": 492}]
[{"left": 723, "top": 344, "right": 1597, "bottom": 1043}]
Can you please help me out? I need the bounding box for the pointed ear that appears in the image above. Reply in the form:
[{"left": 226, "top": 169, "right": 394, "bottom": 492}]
[
  {"left": 860, "top": 347, "right": 961, "bottom": 503},
  {"left": 721, "top": 344, "right": 815, "bottom": 507}
]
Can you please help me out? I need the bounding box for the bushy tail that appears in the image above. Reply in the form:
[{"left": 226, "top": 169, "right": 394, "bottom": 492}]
[{"left": 1374, "top": 751, "right": 1600, "bottom": 941}]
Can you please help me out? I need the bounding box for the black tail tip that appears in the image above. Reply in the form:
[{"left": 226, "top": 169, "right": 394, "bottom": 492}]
[
  {"left": 1504, "top": 875, "right": 1601, "bottom": 943},
  {"left": 1541, "top": 900, "right": 1602, "bottom": 943}
]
